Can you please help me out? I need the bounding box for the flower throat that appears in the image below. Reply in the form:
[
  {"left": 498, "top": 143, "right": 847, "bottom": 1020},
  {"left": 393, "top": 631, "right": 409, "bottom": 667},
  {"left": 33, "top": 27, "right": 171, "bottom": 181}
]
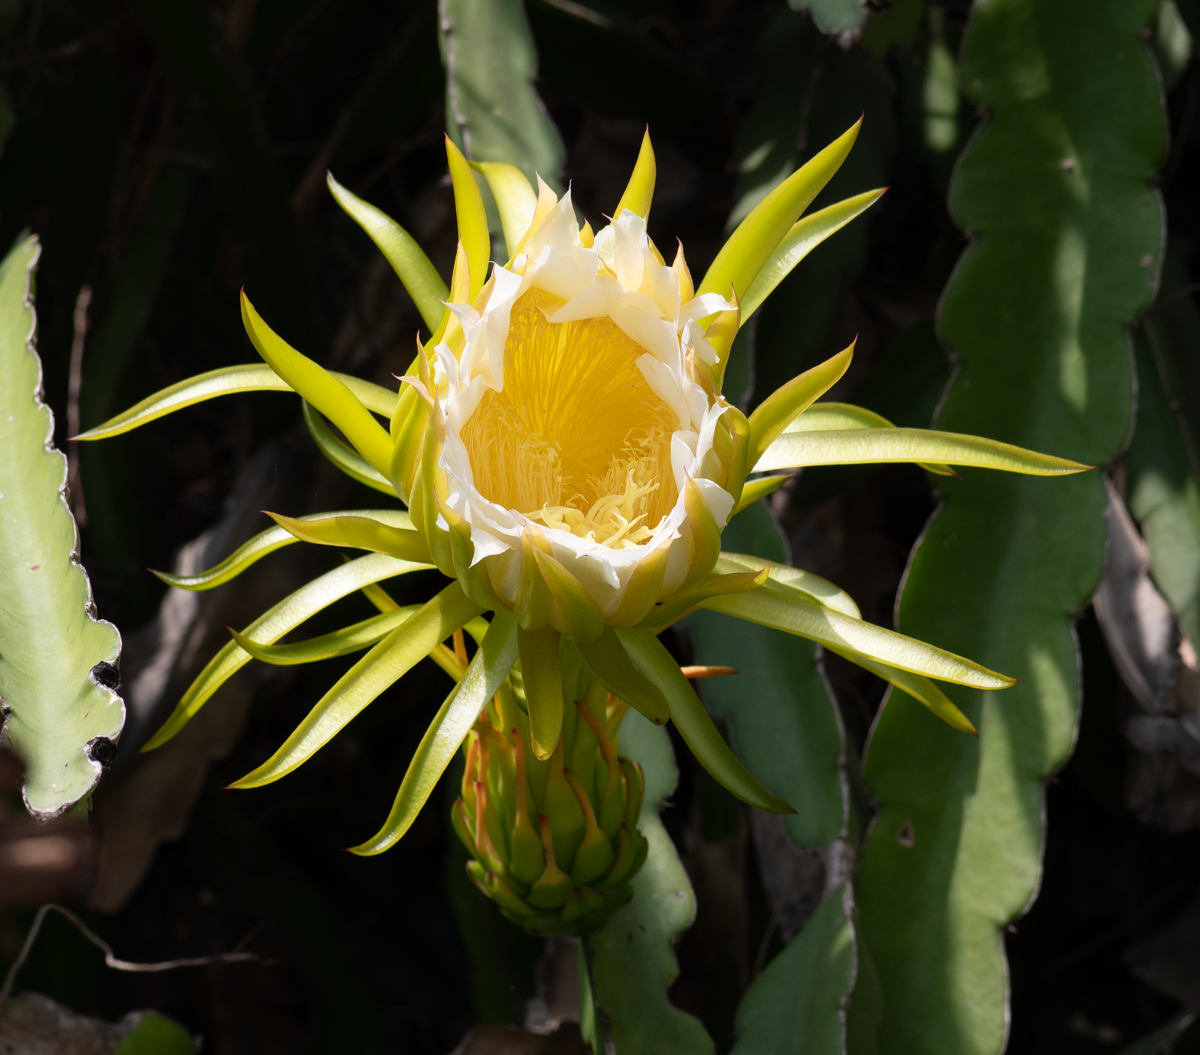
[{"left": 462, "top": 289, "right": 679, "bottom": 547}]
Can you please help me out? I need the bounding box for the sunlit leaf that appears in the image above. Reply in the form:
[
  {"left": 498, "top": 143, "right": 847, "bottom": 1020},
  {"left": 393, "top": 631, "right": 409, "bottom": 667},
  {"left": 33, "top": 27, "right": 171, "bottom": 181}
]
[
  {"left": 699, "top": 120, "right": 861, "bottom": 303},
  {"left": 143, "top": 553, "right": 430, "bottom": 750},
  {"left": 266, "top": 511, "right": 429, "bottom": 562},
  {"left": 154, "top": 509, "right": 414, "bottom": 591},
  {"left": 241, "top": 293, "right": 394, "bottom": 477},
  {"left": 229, "top": 606, "right": 421, "bottom": 665},
  {"left": 703, "top": 586, "right": 1014, "bottom": 690},
  {"left": 616, "top": 628, "right": 794, "bottom": 813},
  {"left": 788, "top": 401, "right": 952, "bottom": 475},
  {"left": 303, "top": 402, "right": 397, "bottom": 495},
  {"left": 471, "top": 160, "right": 538, "bottom": 260},
  {"left": 445, "top": 137, "right": 491, "bottom": 298},
  {"left": 747, "top": 344, "right": 854, "bottom": 470},
  {"left": 741, "top": 189, "right": 885, "bottom": 321},
  {"left": 715, "top": 551, "right": 861, "bottom": 619},
  {"left": 731, "top": 474, "right": 789, "bottom": 515},
  {"left": 229, "top": 582, "right": 482, "bottom": 787},
  {"left": 826, "top": 646, "right": 977, "bottom": 735},
  {"left": 614, "top": 127, "right": 656, "bottom": 219},
  {"left": 755, "top": 425, "right": 1091, "bottom": 475},
  {"left": 76, "top": 364, "right": 396, "bottom": 441},
  {"left": 326, "top": 172, "right": 448, "bottom": 333},
  {"left": 351, "top": 610, "right": 519, "bottom": 854}
]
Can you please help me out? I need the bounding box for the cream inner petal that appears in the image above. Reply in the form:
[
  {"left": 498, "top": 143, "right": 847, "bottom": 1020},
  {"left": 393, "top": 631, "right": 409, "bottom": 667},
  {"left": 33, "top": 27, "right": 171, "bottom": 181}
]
[{"left": 460, "top": 288, "right": 681, "bottom": 548}]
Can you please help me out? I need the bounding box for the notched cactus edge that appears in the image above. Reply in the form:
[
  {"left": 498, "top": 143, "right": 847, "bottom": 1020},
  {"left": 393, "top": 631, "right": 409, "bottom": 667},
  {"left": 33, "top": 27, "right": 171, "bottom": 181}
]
[{"left": 0, "top": 233, "right": 124, "bottom": 818}]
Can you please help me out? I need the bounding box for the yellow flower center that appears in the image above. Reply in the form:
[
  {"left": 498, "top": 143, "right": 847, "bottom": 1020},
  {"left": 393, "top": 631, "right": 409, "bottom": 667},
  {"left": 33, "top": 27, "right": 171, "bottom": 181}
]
[{"left": 462, "top": 289, "right": 679, "bottom": 547}]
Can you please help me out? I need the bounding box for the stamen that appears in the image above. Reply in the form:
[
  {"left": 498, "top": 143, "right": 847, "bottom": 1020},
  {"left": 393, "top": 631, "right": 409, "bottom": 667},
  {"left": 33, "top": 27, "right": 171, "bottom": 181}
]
[{"left": 461, "top": 289, "right": 680, "bottom": 547}]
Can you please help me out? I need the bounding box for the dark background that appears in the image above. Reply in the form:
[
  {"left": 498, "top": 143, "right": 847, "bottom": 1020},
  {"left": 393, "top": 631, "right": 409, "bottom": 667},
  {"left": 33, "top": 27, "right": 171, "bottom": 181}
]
[{"left": 0, "top": 0, "right": 1199, "bottom": 1051}]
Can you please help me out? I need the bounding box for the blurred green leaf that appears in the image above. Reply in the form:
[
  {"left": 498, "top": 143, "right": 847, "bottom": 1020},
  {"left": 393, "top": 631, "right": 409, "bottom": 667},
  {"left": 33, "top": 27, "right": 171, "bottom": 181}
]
[
  {"left": 855, "top": 4, "right": 1165, "bottom": 1055},
  {"left": 730, "top": 888, "right": 855, "bottom": 1055},
  {"left": 861, "top": 0, "right": 925, "bottom": 57},
  {"left": 728, "top": 10, "right": 823, "bottom": 231},
  {"left": 1129, "top": 326, "right": 1200, "bottom": 647},
  {"left": 741, "top": 48, "right": 895, "bottom": 413},
  {"left": 440, "top": 0, "right": 565, "bottom": 191},
  {"left": 0, "top": 234, "right": 124, "bottom": 816},
  {"left": 114, "top": 1014, "right": 195, "bottom": 1054},
  {"left": 1154, "top": 1, "right": 1193, "bottom": 90},
  {"left": 585, "top": 709, "right": 714, "bottom": 1055},
  {"left": 789, "top": 0, "right": 867, "bottom": 37}
]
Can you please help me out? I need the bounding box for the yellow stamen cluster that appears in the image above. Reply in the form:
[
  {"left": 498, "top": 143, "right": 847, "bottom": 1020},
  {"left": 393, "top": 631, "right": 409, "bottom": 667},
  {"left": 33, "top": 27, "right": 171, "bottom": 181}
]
[{"left": 462, "top": 289, "right": 679, "bottom": 547}]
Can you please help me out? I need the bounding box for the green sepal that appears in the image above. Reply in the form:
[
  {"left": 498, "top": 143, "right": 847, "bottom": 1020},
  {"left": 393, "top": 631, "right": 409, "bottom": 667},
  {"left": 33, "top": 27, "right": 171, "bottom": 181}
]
[
  {"left": 620, "top": 757, "right": 645, "bottom": 828},
  {"left": 302, "top": 402, "right": 397, "bottom": 495},
  {"left": 544, "top": 741, "right": 586, "bottom": 868},
  {"left": 241, "top": 292, "right": 393, "bottom": 477},
  {"left": 576, "top": 627, "right": 670, "bottom": 725},
  {"left": 528, "top": 813, "right": 574, "bottom": 909},
  {"left": 351, "top": 610, "right": 519, "bottom": 855},
  {"left": 230, "top": 582, "right": 483, "bottom": 788},
  {"left": 227, "top": 606, "right": 421, "bottom": 666},
  {"left": 826, "top": 646, "right": 977, "bottom": 736},
  {"left": 452, "top": 797, "right": 478, "bottom": 858},
  {"left": 698, "top": 118, "right": 861, "bottom": 302},
  {"left": 326, "top": 172, "right": 448, "bottom": 334},
  {"left": 614, "top": 127, "right": 656, "bottom": 220},
  {"left": 680, "top": 478, "right": 723, "bottom": 590},
  {"left": 440, "top": 498, "right": 503, "bottom": 611},
  {"left": 741, "top": 188, "right": 886, "bottom": 322},
  {"left": 144, "top": 553, "right": 425, "bottom": 750},
  {"left": 754, "top": 424, "right": 1094, "bottom": 476},
  {"left": 389, "top": 381, "right": 427, "bottom": 503},
  {"left": 528, "top": 544, "right": 606, "bottom": 642},
  {"left": 747, "top": 342, "right": 854, "bottom": 471},
  {"left": 404, "top": 361, "right": 456, "bottom": 576},
  {"left": 703, "top": 584, "right": 1015, "bottom": 689},
  {"left": 564, "top": 770, "right": 616, "bottom": 886},
  {"left": 470, "top": 160, "right": 538, "bottom": 261},
  {"left": 470, "top": 861, "right": 536, "bottom": 920},
  {"left": 642, "top": 565, "right": 769, "bottom": 630},
  {"left": 152, "top": 508, "right": 415, "bottom": 591},
  {"left": 706, "top": 304, "right": 741, "bottom": 398},
  {"left": 75, "top": 363, "right": 396, "bottom": 441},
  {"left": 518, "top": 623, "right": 564, "bottom": 760},
  {"left": 445, "top": 136, "right": 491, "bottom": 299},
  {"left": 508, "top": 732, "right": 546, "bottom": 885},
  {"left": 615, "top": 627, "right": 794, "bottom": 815},
  {"left": 731, "top": 475, "right": 789, "bottom": 516},
  {"left": 575, "top": 698, "right": 624, "bottom": 839},
  {"left": 608, "top": 542, "right": 671, "bottom": 627},
  {"left": 515, "top": 531, "right": 555, "bottom": 630},
  {"left": 561, "top": 886, "right": 607, "bottom": 928},
  {"left": 599, "top": 824, "right": 640, "bottom": 889},
  {"left": 265, "top": 511, "right": 431, "bottom": 563},
  {"left": 602, "top": 823, "right": 648, "bottom": 892}
]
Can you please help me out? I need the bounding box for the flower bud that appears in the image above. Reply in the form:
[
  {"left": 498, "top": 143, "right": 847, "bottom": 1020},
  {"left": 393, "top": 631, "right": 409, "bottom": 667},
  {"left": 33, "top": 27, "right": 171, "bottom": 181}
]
[{"left": 452, "top": 673, "right": 648, "bottom": 936}]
